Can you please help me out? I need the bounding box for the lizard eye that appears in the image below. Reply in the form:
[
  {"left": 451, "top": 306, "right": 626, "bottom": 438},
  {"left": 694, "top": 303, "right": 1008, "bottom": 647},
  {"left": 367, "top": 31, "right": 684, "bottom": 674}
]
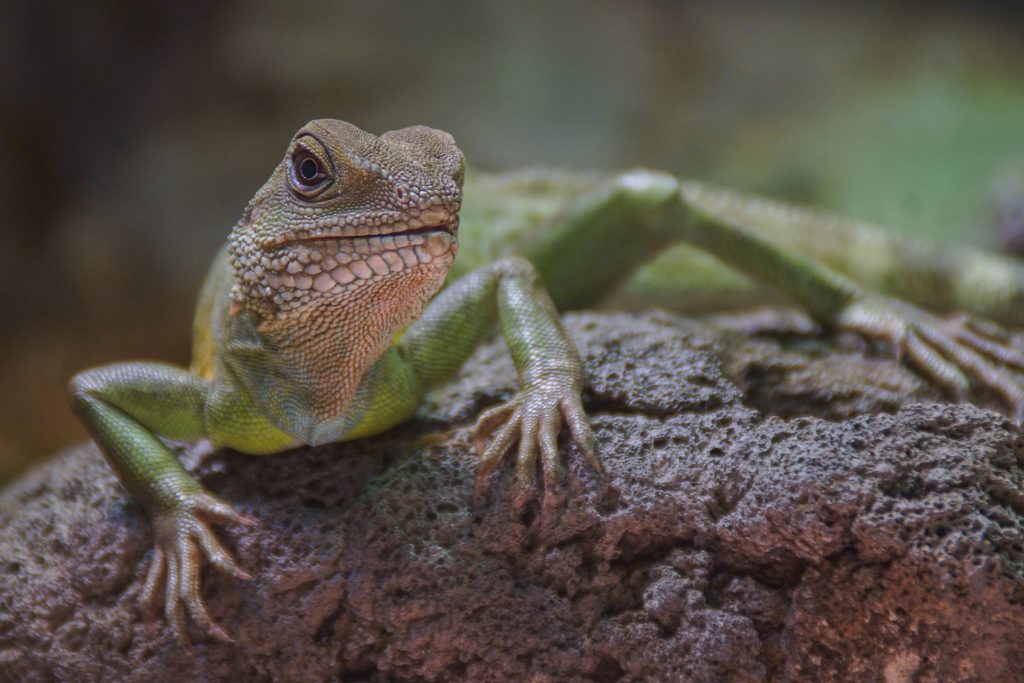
[
  {"left": 299, "top": 157, "right": 320, "bottom": 182},
  {"left": 288, "top": 139, "right": 332, "bottom": 196}
]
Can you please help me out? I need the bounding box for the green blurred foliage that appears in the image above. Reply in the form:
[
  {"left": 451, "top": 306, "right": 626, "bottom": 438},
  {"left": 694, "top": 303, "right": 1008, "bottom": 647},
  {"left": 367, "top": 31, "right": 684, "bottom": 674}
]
[{"left": 720, "top": 77, "right": 1024, "bottom": 246}]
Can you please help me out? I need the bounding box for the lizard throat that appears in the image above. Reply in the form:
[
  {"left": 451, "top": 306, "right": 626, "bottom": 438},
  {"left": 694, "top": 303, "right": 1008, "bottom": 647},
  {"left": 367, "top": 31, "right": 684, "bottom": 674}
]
[{"left": 228, "top": 226, "right": 457, "bottom": 427}]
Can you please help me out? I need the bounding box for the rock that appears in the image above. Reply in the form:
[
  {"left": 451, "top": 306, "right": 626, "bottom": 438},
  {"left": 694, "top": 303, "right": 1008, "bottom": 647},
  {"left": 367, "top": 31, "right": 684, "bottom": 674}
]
[{"left": 2, "top": 311, "right": 1024, "bottom": 682}]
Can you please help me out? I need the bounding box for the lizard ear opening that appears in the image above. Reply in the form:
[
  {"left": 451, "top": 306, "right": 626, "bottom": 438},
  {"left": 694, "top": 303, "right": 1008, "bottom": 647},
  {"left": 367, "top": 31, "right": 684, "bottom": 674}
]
[{"left": 288, "top": 135, "right": 334, "bottom": 198}]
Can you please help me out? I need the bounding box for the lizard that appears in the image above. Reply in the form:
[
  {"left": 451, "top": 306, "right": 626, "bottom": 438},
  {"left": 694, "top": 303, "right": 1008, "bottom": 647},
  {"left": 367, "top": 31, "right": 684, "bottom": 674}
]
[{"left": 69, "top": 118, "right": 1024, "bottom": 645}]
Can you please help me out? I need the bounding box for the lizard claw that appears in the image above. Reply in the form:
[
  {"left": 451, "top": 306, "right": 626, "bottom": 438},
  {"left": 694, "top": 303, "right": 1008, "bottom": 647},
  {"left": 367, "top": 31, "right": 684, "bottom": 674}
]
[
  {"left": 474, "top": 374, "right": 599, "bottom": 506},
  {"left": 838, "top": 296, "right": 1024, "bottom": 422},
  {"left": 139, "top": 492, "right": 254, "bottom": 645}
]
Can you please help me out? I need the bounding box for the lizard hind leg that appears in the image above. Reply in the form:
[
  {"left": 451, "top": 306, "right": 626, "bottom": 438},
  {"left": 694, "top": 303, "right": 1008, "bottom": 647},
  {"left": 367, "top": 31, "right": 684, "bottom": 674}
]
[
  {"left": 512, "top": 167, "right": 1024, "bottom": 422},
  {"left": 665, "top": 182, "right": 1024, "bottom": 422}
]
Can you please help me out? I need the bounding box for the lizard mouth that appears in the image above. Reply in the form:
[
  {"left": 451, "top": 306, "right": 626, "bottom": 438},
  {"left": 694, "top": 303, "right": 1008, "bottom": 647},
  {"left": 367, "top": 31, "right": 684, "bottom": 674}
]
[
  {"left": 260, "top": 207, "right": 459, "bottom": 250},
  {"left": 286, "top": 219, "right": 458, "bottom": 246},
  {"left": 397, "top": 221, "right": 457, "bottom": 237}
]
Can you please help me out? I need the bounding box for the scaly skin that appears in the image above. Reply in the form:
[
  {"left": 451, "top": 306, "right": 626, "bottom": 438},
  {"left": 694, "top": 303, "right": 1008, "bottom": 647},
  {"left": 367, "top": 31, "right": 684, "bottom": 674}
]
[{"left": 70, "top": 120, "right": 1024, "bottom": 644}]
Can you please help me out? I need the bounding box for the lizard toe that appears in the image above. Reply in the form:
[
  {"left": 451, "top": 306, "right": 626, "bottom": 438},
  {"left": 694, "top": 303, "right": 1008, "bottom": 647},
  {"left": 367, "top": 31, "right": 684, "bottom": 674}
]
[
  {"left": 560, "top": 395, "right": 600, "bottom": 473},
  {"left": 194, "top": 492, "right": 258, "bottom": 527},
  {"left": 163, "top": 545, "right": 189, "bottom": 646},
  {"left": 916, "top": 323, "right": 1024, "bottom": 413},
  {"left": 178, "top": 535, "right": 234, "bottom": 644},
  {"left": 473, "top": 401, "right": 519, "bottom": 456},
  {"left": 904, "top": 331, "right": 970, "bottom": 400},
  {"left": 515, "top": 415, "right": 540, "bottom": 492},
  {"left": 193, "top": 521, "right": 251, "bottom": 581},
  {"left": 139, "top": 546, "right": 166, "bottom": 619},
  {"left": 538, "top": 412, "right": 564, "bottom": 490},
  {"left": 475, "top": 406, "right": 522, "bottom": 489}
]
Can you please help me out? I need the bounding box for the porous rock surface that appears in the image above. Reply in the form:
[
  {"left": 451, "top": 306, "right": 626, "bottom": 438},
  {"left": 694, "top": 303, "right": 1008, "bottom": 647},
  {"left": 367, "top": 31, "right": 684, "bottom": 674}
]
[{"left": 2, "top": 311, "right": 1024, "bottom": 682}]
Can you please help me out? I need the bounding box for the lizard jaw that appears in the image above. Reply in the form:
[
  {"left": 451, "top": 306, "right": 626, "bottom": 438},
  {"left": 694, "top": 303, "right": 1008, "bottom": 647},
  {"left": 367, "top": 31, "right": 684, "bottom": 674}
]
[{"left": 251, "top": 225, "right": 458, "bottom": 315}]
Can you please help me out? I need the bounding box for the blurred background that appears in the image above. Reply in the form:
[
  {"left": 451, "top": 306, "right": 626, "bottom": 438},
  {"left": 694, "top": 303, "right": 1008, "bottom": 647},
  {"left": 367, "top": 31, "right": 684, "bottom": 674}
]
[{"left": 3, "top": 0, "right": 1024, "bottom": 485}]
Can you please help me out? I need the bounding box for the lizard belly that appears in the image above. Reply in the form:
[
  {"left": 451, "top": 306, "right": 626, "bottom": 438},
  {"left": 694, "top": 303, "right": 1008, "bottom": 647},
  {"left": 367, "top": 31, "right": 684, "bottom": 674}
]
[
  {"left": 204, "top": 367, "right": 300, "bottom": 455},
  {"left": 205, "top": 345, "right": 422, "bottom": 453}
]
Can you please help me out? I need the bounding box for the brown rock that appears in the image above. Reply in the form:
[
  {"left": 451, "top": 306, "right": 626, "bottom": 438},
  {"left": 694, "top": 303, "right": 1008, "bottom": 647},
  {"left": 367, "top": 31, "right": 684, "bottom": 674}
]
[{"left": 2, "top": 312, "right": 1024, "bottom": 682}]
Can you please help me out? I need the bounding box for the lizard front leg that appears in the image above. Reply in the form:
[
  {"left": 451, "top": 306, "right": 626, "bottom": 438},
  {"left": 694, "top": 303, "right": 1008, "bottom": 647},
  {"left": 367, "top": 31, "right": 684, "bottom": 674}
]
[
  {"left": 396, "top": 256, "right": 597, "bottom": 507},
  {"left": 68, "top": 362, "right": 253, "bottom": 643}
]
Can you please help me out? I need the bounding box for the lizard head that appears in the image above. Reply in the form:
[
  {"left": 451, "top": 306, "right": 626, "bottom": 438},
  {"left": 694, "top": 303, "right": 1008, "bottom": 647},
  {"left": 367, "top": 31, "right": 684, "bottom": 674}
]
[{"left": 228, "top": 119, "right": 464, "bottom": 323}]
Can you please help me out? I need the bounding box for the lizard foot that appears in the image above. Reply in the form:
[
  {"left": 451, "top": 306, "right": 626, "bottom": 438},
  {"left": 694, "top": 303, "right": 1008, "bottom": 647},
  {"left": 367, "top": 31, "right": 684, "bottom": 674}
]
[
  {"left": 838, "top": 296, "right": 1024, "bottom": 422},
  {"left": 139, "top": 492, "right": 256, "bottom": 645},
  {"left": 474, "top": 373, "right": 599, "bottom": 511}
]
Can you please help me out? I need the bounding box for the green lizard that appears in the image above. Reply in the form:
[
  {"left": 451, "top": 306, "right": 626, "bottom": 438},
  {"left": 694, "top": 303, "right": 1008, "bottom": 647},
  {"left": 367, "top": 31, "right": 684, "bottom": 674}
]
[{"left": 69, "top": 119, "right": 1024, "bottom": 644}]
